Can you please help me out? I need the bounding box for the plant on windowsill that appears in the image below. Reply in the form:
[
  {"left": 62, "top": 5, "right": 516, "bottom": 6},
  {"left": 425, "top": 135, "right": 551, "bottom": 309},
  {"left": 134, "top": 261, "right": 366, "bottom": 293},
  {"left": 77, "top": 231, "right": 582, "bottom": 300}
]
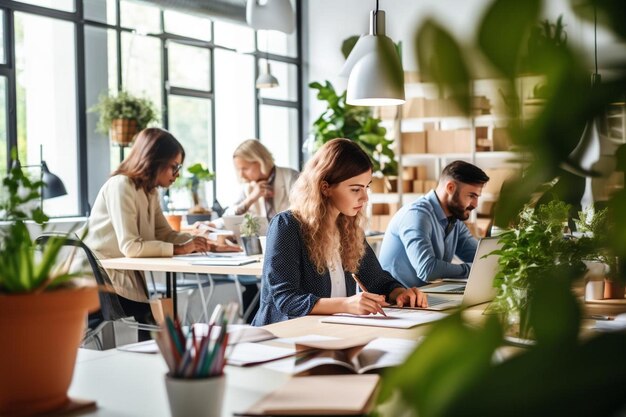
[
  {"left": 0, "top": 154, "right": 99, "bottom": 416},
  {"left": 240, "top": 213, "right": 262, "bottom": 255},
  {"left": 90, "top": 89, "right": 159, "bottom": 146},
  {"left": 175, "top": 163, "right": 216, "bottom": 219}
]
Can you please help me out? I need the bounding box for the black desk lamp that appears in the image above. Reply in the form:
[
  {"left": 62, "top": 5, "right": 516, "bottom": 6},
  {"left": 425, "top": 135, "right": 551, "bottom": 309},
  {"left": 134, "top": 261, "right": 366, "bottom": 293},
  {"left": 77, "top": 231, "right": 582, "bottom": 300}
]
[{"left": 10, "top": 145, "right": 67, "bottom": 207}]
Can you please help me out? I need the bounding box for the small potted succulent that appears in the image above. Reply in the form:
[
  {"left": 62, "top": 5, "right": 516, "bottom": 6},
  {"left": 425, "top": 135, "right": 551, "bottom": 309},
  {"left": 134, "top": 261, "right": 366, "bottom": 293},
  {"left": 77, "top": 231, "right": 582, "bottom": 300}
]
[
  {"left": 90, "top": 89, "right": 158, "bottom": 145},
  {"left": 240, "top": 213, "right": 262, "bottom": 255},
  {"left": 0, "top": 155, "right": 99, "bottom": 415}
]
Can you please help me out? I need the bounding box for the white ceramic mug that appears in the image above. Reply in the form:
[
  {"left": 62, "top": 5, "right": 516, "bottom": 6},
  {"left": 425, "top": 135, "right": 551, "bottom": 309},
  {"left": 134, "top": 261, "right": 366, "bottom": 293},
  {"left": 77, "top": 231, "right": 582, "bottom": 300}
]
[
  {"left": 585, "top": 280, "right": 605, "bottom": 301},
  {"left": 165, "top": 374, "right": 225, "bottom": 417}
]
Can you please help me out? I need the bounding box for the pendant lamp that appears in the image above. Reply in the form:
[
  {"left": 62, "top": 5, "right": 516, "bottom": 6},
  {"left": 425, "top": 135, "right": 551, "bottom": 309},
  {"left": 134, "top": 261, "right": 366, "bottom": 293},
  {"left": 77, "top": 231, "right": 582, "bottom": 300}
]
[
  {"left": 256, "top": 59, "right": 279, "bottom": 89},
  {"left": 340, "top": 1, "right": 405, "bottom": 106},
  {"left": 246, "top": 0, "right": 294, "bottom": 34}
]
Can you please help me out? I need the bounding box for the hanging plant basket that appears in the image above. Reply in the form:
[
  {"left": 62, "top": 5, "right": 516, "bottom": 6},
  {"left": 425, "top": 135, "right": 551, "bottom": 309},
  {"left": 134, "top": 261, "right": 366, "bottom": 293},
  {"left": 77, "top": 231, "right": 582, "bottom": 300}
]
[{"left": 110, "top": 118, "right": 139, "bottom": 146}]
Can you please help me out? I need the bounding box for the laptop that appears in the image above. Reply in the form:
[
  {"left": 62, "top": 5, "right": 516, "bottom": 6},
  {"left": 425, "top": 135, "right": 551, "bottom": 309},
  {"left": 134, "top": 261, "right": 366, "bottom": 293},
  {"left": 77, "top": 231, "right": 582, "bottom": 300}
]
[
  {"left": 400, "top": 237, "right": 502, "bottom": 311},
  {"left": 222, "top": 215, "right": 269, "bottom": 240}
]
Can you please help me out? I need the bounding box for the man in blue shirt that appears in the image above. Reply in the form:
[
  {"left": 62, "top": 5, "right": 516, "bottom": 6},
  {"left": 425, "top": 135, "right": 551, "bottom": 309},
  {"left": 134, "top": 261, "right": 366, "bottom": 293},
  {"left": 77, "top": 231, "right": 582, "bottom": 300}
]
[{"left": 379, "top": 161, "right": 489, "bottom": 287}]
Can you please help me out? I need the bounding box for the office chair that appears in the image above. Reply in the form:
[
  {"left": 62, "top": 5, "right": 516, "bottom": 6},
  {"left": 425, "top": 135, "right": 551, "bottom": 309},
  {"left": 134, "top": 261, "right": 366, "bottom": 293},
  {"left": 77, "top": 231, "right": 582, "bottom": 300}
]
[{"left": 35, "top": 233, "right": 159, "bottom": 350}]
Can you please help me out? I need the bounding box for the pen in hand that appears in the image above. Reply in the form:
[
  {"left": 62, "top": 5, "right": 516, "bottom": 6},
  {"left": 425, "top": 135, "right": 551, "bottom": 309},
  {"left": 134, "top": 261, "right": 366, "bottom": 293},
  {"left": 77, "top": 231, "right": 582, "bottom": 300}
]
[{"left": 351, "top": 273, "right": 387, "bottom": 317}]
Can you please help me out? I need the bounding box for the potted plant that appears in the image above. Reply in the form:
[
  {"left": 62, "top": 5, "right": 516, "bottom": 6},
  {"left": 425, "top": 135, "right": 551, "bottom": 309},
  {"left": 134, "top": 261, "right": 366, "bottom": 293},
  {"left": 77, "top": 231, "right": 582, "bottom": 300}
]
[
  {"left": 172, "top": 163, "right": 215, "bottom": 223},
  {"left": 0, "top": 158, "right": 99, "bottom": 416},
  {"left": 240, "top": 213, "right": 262, "bottom": 255},
  {"left": 487, "top": 199, "right": 588, "bottom": 338},
  {"left": 90, "top": 90, "right": 158, "bottom": 145},
  {"left": 575, "top": 207, "right": 625, "bottom": 299}
]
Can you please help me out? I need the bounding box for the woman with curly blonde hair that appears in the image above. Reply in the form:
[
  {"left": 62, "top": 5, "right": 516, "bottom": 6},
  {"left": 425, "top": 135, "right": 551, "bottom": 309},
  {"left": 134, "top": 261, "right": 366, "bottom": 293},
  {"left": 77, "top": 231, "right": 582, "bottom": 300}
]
[{"left": 252, "top": 138, "right": 427, "bottom": 326}]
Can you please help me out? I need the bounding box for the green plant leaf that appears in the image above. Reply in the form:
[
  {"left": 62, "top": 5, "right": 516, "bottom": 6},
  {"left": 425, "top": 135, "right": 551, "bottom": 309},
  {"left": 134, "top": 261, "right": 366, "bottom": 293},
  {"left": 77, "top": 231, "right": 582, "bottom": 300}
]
[
  {"left": 416, "top": 20, "right": 471, "bottom": 115},
  {"left": 478, "top": 0, "right": 541, "bottom": 77}
]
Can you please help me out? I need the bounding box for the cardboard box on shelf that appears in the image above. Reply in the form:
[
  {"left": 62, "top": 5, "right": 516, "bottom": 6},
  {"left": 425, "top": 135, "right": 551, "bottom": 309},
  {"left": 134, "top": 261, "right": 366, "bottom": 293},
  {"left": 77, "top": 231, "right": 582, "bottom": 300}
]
[
  {"left": 453, "top": 128, "right": 472, "bottom": 153},
  {"left": 415, "top": 165, "right": 427, "bottom": 180},
  {"left": 424, "top": 180, "right": 438, "bottom": 192},
  {"left": 383, "top": 176, "right": 398, "bottom": 193},
  {"left": 401, "top": 131, "right": 427, "bottom": 154},
  {"left": 370, "top": 177, "right": 386, "bottom": 193},
  {"left": 369, "top": 215, "right": 393, "bottom": 232},
  {"left": 412, "top": 179, "right": 424, "bottom": 193},
  {"left": 403, "top": 97, "right": 425, "bottom": 118},
  {"left": 402, "top": 166, "right": 416, "bottom": 180},
  {"left": 493, "top": 127, "right": 513, "bottom": 151},
  {"left": 483, "top": 168, "right": 518, "bottom": 195},
  {"left": 426, "top": 130, "right": 456, "bottom": 153},
  {"left": 402, "top": 179, "right": 413, "bottom": 193},
  {"left": 476, "top": 138, "right": 493, "bottom": 152},
  {"left": 387, "top": 203, "right": 401, "bottom": 214},
  {"left": 371, "top": 203, "right": 389, "bottom": 215}
]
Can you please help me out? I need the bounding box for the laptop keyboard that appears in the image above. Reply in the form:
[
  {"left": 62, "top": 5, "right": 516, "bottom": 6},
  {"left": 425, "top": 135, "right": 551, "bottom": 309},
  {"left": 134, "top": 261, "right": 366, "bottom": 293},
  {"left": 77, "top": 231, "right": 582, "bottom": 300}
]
[{"left": 426, "top": 295, "right": 452, "bottom": 306}]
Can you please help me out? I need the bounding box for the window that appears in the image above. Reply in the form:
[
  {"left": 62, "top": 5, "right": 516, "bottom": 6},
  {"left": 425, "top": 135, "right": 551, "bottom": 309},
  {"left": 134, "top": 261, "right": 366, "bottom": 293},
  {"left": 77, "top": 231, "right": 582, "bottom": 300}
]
[
  {"left": 164, "top": 10, "right": 212, "bottom": 42},
  {"left": 168, "top": 42, "right": 211, "bottom": 91},
  {"left": 260, "top": 105, "right": 298, "bottom": 170},
  {"left": 15, "top": 12, "right": 78, "bottom": 216},
  {"left": 167, "top": 95, "right": 213, "bottom": 210},
  {"left": 120, "top": 0, "right": 160, "bottom": 34},
  {"left": 0, "top": 10, "right": 5, "bottom": 65},
  {"left": 0, "top": 77, "right": 7, "bottom": 174},
  {"left": 83, "top": 0, "right": 116, "bottom": 25},
  {"left": 13, "top": 0, "right": 75, "bottom": 12},
  {"left": 214, "top": 48, "right": 255, "bottom": 206}
]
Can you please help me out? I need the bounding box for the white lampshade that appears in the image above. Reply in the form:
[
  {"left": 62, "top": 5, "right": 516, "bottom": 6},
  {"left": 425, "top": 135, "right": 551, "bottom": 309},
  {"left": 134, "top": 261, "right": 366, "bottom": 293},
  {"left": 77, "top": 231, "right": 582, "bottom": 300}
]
[
  {"left": 561, "top": 118, "right": 602, "bottom": 177},
  {"left": 256, "top": 60, "right": 279, "bottom": 88},
  {"left": 341, "top": 10, "right": 405, "bottom": 106},
  {"left": 246, "top": 0, "right": 294, "bottom": 34}
]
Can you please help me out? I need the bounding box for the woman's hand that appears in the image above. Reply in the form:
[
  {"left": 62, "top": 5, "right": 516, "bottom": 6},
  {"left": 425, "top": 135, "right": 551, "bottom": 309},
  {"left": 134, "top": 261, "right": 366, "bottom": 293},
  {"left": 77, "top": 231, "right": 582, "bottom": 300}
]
[
  {"left": 173, "top": 236, "right": 212, "bottom": 255},
  {"left": 343, "top": 292, "right": 389, "bottom": 316},
  {"left": 248, "top": 180, "right": 272, "bottom": 202},
  {"left": 391, "top": 287, "right": 429, "bottom": 308}
]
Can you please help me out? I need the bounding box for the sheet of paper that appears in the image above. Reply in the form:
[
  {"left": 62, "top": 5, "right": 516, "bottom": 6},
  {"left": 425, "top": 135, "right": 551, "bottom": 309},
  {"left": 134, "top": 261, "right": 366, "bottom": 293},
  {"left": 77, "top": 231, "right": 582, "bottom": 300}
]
[
  {"left": 174, "top": 252, "right": 247, "bottom": 260},
  {"left": 116, "top": 340, "right": 159, "bottom": 354},
  {"left": 320, "top": 309, "right": 448, "bottom": 328},
  {"left": 227, "top": 343, "right": 295, "bottom": 366}
]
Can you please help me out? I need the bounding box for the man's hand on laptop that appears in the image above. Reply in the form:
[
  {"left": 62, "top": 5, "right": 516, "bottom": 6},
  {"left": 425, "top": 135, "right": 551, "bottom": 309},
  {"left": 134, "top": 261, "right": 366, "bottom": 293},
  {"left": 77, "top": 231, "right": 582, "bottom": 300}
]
[{"left": 391, "top": 287, "right": 429, "bottom": 308}]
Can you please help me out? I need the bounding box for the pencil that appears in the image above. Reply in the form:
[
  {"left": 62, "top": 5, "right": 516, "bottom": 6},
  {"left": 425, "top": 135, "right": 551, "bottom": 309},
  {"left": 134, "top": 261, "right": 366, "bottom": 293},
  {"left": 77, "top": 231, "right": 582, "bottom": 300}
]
[{"left": 351, "top": 274, "right": 387, "bottom": 317}]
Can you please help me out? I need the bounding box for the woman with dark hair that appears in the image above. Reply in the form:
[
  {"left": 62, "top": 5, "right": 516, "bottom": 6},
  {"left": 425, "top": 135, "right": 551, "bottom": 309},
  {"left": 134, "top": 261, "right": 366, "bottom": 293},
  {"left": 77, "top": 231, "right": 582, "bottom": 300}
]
[
  {"left": 252, "top": 138, "right": 428, "bottom": 326},
  {"left": 80, "top": 128, "right": 210, "bottom": 330}
]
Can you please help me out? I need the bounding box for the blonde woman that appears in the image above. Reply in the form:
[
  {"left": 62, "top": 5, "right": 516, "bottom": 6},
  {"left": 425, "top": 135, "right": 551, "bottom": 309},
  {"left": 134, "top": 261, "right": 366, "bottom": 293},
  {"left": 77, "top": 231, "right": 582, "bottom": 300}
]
[
  {"left": 224, "top": 139, "right": 299, "bottom": 221},
  {"left": 252, "top": 138, "right": 428, "bottom": 326}
]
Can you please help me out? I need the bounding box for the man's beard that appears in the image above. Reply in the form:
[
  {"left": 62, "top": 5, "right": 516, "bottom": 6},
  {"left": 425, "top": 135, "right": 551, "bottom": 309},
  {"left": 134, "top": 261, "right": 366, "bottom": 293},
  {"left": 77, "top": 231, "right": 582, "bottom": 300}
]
[{"left": 448, "top": 189, "right": 475, "bottom": 220}]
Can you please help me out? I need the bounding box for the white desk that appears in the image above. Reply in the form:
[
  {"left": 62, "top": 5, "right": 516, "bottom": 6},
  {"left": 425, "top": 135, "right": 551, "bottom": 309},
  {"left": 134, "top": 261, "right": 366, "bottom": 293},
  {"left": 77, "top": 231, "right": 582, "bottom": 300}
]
[{"left": 99, "top": 256, "right": 263, "bottom": 318}]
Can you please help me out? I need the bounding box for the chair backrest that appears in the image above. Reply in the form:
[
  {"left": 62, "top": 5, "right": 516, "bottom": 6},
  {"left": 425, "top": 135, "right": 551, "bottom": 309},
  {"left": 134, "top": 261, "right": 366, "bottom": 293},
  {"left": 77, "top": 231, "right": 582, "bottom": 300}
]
[{"left": 35, "top": 233, "right": 129, "bottom": 322}]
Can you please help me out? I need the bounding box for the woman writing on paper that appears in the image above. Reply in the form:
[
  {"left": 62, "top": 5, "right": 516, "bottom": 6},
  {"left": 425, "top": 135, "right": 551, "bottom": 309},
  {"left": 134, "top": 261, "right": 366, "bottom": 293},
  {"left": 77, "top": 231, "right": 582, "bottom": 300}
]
[
  {"left": 79, "top": 128, "right": 210, "bottom": 329},
  {"left": 252, "top": 138, "right": 428, "bottom": 326}
]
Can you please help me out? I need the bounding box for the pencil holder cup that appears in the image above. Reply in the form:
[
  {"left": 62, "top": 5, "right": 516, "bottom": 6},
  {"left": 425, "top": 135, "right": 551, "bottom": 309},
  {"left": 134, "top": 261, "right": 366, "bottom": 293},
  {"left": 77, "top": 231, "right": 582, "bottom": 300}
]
[{"left": 165, "top": 373, "right": 225, "bottom": 417}]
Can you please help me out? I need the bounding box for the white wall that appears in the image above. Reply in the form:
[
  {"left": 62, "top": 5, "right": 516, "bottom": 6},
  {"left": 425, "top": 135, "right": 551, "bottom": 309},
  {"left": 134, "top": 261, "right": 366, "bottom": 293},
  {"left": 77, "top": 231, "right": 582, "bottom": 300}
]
[{"left": 305, "top": 0, "right": 626, "bottom": 125}]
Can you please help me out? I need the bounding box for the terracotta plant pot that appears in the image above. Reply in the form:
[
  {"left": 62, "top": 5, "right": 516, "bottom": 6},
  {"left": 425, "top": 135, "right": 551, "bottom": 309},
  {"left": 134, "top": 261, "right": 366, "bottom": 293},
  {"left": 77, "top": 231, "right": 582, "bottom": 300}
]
[
  {"left": 0, "top": 286, "right": 100, "bottom": 416},
  {"left": 165, "top": 214, "right": 183, "bottom": 232},
  {"left": 109, "top": 118, "right": 138, "bottom": 145},
  {"left": 603, "top": 279, "right": 626, "bottom": 299}
]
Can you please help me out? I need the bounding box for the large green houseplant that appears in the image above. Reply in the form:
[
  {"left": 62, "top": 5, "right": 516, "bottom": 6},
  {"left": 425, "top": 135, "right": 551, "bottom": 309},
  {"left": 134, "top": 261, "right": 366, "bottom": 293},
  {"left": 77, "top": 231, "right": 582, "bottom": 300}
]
[
  {"left": 0, "top": 160, "right": 99, "bottom": 416},
  {"left": 90, "top": 89, "right": 158, "bottom": 146},
  {"left": 373, "top": 0, "right": 626, "bottom": 415}
]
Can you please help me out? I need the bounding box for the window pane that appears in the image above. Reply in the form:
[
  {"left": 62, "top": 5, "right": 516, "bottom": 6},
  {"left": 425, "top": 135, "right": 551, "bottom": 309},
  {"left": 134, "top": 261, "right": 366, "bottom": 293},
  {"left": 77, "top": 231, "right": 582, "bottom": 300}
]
[
  {"left": 168, "top": 42, "right": 210, "bottom": 91},
  {"left": 214, "top": 49, "right": 255, "bottom": 206},
  {"left": 120, "top": 0, "right": 161, "bottom": 34},
  {"left": 0, "top": 77, "right": 6, "bottom": 175},
  {"left": 0, "top": 10, "right": 4, "bottom": 64},
  {"left": 168, "top": 95, "right": 212, "bottom": 210},
  {"left": 121, "top": 32, "right": 162, "bottom": 112},
  {"left": 258, "top": 26, "right": 297, "bottom": 58},
  {"left": 85, "top": 25, "right": 118, "bottom": 204},
  {"left": 164, "top": 10, "right": 211, "bottom": 42},
  {"left": 214, "top": 20, "right": 254, "bottom": 52},
  {"left": 12, "top": 0, "right": 74, "bottom": 12},
  {"left": 15, "top": 12, "right": 79, "bottom": 216},
  {"left": 259, "top": 60, "right": 297, "bottom": 101},
  {"left": 260, "top": 105, "right": 298, "bottom": 170},
  {"left": 84, "top": 0, "right": 117, "bottom": 25}
]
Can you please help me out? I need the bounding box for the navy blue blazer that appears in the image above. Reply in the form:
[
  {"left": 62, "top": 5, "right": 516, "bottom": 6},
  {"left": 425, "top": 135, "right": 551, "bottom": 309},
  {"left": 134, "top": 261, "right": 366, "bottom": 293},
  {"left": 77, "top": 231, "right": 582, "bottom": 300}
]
[{"left": 252, "top": 211, "right": 404, "bottom": 326}]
